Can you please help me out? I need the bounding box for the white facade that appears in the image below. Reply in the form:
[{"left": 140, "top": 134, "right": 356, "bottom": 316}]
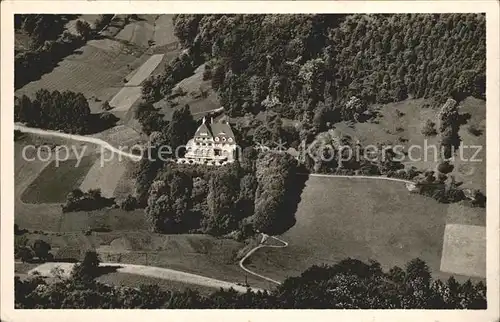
[{"left": 180, "top": 116, "right": 237, "bottom": 166}]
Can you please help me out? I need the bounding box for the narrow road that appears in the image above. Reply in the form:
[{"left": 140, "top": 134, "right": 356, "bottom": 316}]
[
  {"left": 14, "top": 124, "right": 142, "bottom": 161},
  {"left": 27, "top": 262, "right": 262, "bottom": 294},
  {"left": 14, "top": 106, "right": 225, "bottom": 161},
  {"left": 239, "top": 233, "right": 288, "bottom": 285},
  {"left": 304, "top": 173, "right": 414, "bottom": 184}
]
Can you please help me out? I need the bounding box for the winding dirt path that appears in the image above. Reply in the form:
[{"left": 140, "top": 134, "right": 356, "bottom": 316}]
[{"left": 239, "top": 233, "right": 288, "bottom": 285}]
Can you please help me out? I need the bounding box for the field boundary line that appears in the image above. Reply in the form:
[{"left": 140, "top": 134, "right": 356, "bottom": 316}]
[{"left": 302, "top": 173, "right": 414, "bottom": 185}]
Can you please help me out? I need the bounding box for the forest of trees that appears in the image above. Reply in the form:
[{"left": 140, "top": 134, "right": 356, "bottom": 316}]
[
  {"left": 140, "top": 13, "right": 486, "bottom": 141},
  {"left": 15, "top": 251, "right": 486, "bottom": 309},
  {"left": 14, "top": 90, "right": 92, "bottom": 133},
  {"left": 137, "top": 147, "right": 300, "bottom": 238},
  {"left": 138, "top": 13, "right": 488, "bottom": 209},
  {"left": 160, "top": 14, "right": 485, "bottom": 124}
]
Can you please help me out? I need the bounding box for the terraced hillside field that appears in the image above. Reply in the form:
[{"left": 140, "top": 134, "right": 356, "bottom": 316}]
[
  {"left": 15, "top": 38, "right": 146, "bottom": 110},
  {"left": 15, "top": 15, "right": 179, "bottom": 114}
]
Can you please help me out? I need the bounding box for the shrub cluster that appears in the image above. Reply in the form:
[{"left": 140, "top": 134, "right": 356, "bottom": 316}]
[{"left": 62, "top": 189, "right": 115, "bottom": 213}]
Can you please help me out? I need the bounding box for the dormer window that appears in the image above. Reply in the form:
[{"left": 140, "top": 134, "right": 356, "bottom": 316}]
[
  {"left": 222, "top": 137, "right": 227, "bottom": 142},
  {"left": 228, "top": 138, "right": 233, "bottom": 143},
  {"left": 215, "top": 137, "right": 220, "bottom": 142}
]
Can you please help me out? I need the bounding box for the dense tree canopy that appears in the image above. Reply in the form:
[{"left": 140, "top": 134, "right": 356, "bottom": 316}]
[
  {"left": 159, "top": 14, "right": 485, "bottom": 123},
  {"left": 14, "top": 90, "right": 91, "bottom": 133},
  {"left": 253, "top": 152, "right": 299, "bottom": 234}
]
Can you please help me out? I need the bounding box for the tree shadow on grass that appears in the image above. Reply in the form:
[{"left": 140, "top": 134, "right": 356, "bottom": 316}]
[
  {"left": 95, "top": 265, "right": 123, "bottom": 277},
  {"left": 273, "top": 171, "right": 309, "bottom": 235},
  {"left": 14, "top": 42, "right": 86, "bottom": 89},
  {"left": 85, "top": 112, "right": 119, "bottom": 134}
]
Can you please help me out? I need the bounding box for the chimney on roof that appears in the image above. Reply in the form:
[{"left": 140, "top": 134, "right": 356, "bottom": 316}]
[
  {"left": 211, "top": 117, "right": 214, "bottom": 124},
  {"left": 202, "top": 116, "right": 206, "bottom": 124}
]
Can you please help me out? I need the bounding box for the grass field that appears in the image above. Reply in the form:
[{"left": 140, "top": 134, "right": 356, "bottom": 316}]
[
  {"left": 96, "top": 272, "right": 217, "bottom": 296},
  {"left": 440, "top": 224, "right": 486, "bottom": 278},
  {"left": 112, "top": 159, "right": 139, "bottom": 200},
  {"left": 21, "top": 156, "right": 96, "bottom": 204},
  {"left": 79, "top": 156, "right": 127, "bottom": 198},
  {"left": 334, "top": 97, "right": 486, "bottom": 191},
  {"left": 57, "top": 208, "right": 146, "bottom": 232},
  {"left": 15, "top": 38, "right": 145, "bottom": 112},
  {"left": 248, "top": 176, "right": 485, "bottom": 282},
  {"left": 109, "top": 54, "right": 165, "bottom": 112},
  {"left": 14, "top": 136, "right": 101, "bottom": 229},
  {"left": 116, "top": 15, "right": 177, "bottom": 49},
  {"left": 15, "top": 262, "right": 40, "bottom": 274},
  {"left": 154, "top": 64, "right": 221, "bottom": 121}
]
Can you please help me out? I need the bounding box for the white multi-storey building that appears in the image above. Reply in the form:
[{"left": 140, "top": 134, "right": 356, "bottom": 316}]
[{"left": 181, "top": 116, "right": 237, "bottom": 165}]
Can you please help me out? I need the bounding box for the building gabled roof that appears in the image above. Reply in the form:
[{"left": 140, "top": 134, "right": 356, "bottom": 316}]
[
  {"left": 194, "top": 117, "right": 214, "bottom": 137},
  {"left": 210, "top": 120, "right": 235, "bottom": 139},
  {"left": 193, "top": 116, "right": 235, "bottom": 140}
]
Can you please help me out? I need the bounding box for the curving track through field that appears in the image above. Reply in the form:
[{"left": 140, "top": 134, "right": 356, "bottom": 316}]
[{"left": 239, "top": 233, "right": 288, "bottom": 285}]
